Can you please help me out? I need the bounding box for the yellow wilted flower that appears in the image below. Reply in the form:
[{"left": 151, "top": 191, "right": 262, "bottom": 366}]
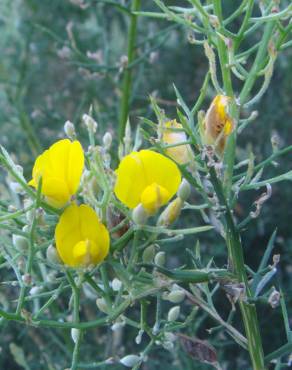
[
  {"left": 29, "top": 139, "right": 84, "bottom": 207},
  {"left": 114, "top": 150, "right": 181, "bottom": 214},
  {"left": 162, "top": 120, "right": 193, "bottom": 164},
  {"left": 201, "top": 95, "right": 234, "bottom": 154},
  {"left": 55, "top": 203, "right": 109, "bottom": 267}
]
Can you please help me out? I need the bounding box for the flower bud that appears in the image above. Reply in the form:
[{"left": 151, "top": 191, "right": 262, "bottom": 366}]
[
  {"left": 163, "top": 341, "right": 174, "bottom": 351},
  {"left": 46, "top": 271, "right": 57, "bottom": 283},
  {"left": 142, "top": 245, "right": 156, "bottom": 263},
  {"left": 162, "top": 119, "right": 193, "bottom": 164},
  {"left": 64, "top": 120, "right": 76, "bottom": 140},
  {"left": 158, "top": 198, "right": 183, "bottom": 226},
  {"left": 154, "top": 251, "right": 165, "bottom": 267},
  {"left": 111, "top": 319, "right": 125, "bottom": 332},
  {"left": 177, "top": 179, "right": 191, "bottom": 201},
  {"left": 166, "top": 289, "right": 185, "bottom": 304},
  {"left": 22, "top": 225, "right": 30, "bottom": 233},
  {"left": 132, "top": 204, "right": 149, "bottom": 225},
  {"left": 167, "top": 306, "right": 180, "bottom": 322},
  {"left": 112, "top": 278, "right": 122, "bottom": 292},
  {"left": 15, "top": 165, "right": 24, "bottom": 176},
  {"left": 12, "top": 234, "right": 29, "bottom": 251},
  {"left": 120, "top": 354, "right": 141, "bottom": 368},
  {"left": 83, "top": 114, "right": 98, "bottom": 133},
  {"left": 268, "top": 288, "right": 280, "bottom": 309},
  {"left": 102, "top": 132, "right": 112, "bottom": 150},
  {"left": 71, "top": 328, "right": 80, "bottom": 343},
  {"left": 22, "top": 273, "right": 32, "bottom": 285},
  {"left": 29, "top": 286, "right": 43, "bottom": 296},
  {"left": 271, "top": 131, "right": 281, "bottom": 153},
  {"left": 164, "top": 332, "right": 176, "bottom": 342},
  {"left": 8, "top": 205, "right": 17, "bottom": 212},
  {"left": 82, "top": 282, "right": 98, "bottom": 300},
  {"left": 46, "top": 245, "right": 61, "bottom": 264},
  {"left": 135, "top": 329, "right": 144, "bottom": 344},
  {"left": 9, "top": 181, "right": 24, "bottom": 194},
  {"left": 23, "top": 199, "right": 34, "bottom": 223},
  {"left": 201, "top": 95, "right": 234, "bottom": 155},
  {"left": 162, "top": 120, "right": 193, "bottom": 164},
  {"left": 96, "top": 297, "right": 108, "bottom": 313}
]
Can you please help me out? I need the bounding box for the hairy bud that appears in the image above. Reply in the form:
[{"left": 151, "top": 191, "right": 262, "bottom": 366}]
[
  {"left": 154, "top": 251, "right": 165, "bottom": 267},
  {"left": 167, "top": 306, "right": 180, "bottom": 322},
  {"left": 177, "top": 179, "right": 191, "bottom": 201},
  {"left": 64, "top": 120, "right": 76, "bottom": 139},
  {"left": 120, "top": 354, "right": 141, "bottom": 367}
]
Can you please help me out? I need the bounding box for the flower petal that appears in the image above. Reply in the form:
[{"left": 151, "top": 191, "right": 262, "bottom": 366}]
[
  {"left": 29, "top": 139, "right": 84, "bottom": 207},
  {"left": 55, "top": 203, "right": 110, "bottom": 267},
  {"left": 66, "top": 140, "right": 84, "bottom": 194},
  {"left": 114, "top": 150, "right": 181, "bottom": 210},
  {"left": 141, "top": 183, "right": 170, "bottom": 214},
  {"left": 114, "top": 152, "right": 148, "bottom": 208},
  {"left": 138, "top": 150, "right": 181, "bottom": 200}
]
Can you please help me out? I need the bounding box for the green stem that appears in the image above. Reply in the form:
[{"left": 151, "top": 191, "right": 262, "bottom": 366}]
[
  {"left": 234, "top": 0, "right": 254, "bottom": 50},
  {"left": 118, "top": 0, "right": 141, "bottom": 142},
  {"left": 240, "top": 21, "right": 275, "bottom": 105},
  {"left": 69, "top": 272, "right": 82, "bottom": 370},
  {"left": 212, "top": 0, "right": 233, "bottom": 96},
  {"left": 209, "top": 167, "right": 266, "bottom": 370},
  {"left": 16, "top": 181, "right": 41, "bottom": 315},
  {"left": 264, "top": 342, "right": 292, "bottom": 364},
  {"left": 18, "top": 107, "right": 42, "bottom": 157},
  {"left": 212, "top": 0, "right": 237, "bottom": 201}
]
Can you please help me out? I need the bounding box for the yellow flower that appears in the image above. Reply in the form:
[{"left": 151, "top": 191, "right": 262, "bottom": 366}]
[
  {"left": 55, "top": 203, "right": 110, "bottom": 267},
  {"left": 114, "top": 150, "right": 181, "bottom": 214},
  {"left": 201, "top": 95, "right": 234, "bottom": 154},
  {"left": 162, "top": 120, "right": 193, "bottom": 164},
  {"left": 29, "top": 139, "right": 84, "bottom": 207}
]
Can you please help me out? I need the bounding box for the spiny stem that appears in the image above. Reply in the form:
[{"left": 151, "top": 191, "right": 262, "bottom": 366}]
[
  {"left": 240, "top": 21, "right": 275, "bottom": 104},
  {"left": 69, "top": 272, "right": 82, "bottom": 370},
  {"left": 118, "top": 0, "right": 141, "bottom": 142},
  {"left": 209, "top": 167, "right": 266, "bottom": 370}
]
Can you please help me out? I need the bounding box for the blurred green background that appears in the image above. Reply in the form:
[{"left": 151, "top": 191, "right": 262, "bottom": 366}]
[{"left": 0, "top": 0, "right": 291, "bottom": 369}]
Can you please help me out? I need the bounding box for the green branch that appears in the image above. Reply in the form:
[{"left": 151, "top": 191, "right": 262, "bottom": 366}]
[{"left": 118, "top": 0, "right": 141, "bottom": 142}]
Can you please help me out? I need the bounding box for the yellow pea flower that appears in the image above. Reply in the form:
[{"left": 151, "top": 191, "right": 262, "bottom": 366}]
[
  {"left": 29, "top": 139, "right": 84, "bottom": 207},
  {"left": 162, "top": 120, "right": 193, "bottom": 165},
  {"left": 201, "top": 95, "right": 234, "bottom": 154},
  {"left": 55, "top": 203, "right": 110, "bottom": 267},
  {"left": 114, "top": 150, "right": 181, "bottom": 214}
]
